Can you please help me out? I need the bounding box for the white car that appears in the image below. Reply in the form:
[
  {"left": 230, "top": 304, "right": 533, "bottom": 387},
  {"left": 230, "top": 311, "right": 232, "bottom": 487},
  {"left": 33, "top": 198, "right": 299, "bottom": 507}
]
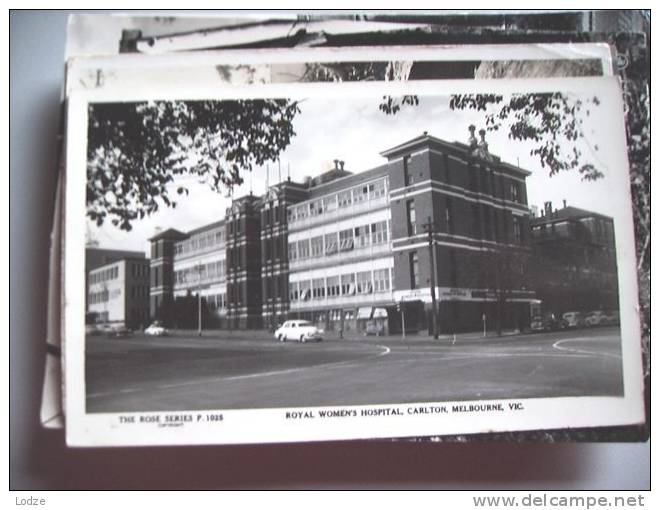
[
  {"left": 144, "top": 322, "right": 168, "bottom": 336},
  {"left": 274, "top": 320, "right": 323, "bottom": 343}
]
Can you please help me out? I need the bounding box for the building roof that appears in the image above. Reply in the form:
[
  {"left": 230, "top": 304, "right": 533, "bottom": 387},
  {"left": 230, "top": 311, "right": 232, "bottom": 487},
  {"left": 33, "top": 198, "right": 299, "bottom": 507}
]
[
  {"left": 147, "top": 228, "right": 189, "bottom": 242},
  {"left": 380, "top": 132, "right": 532, "bottom": 177},
  {"left": 531, "top": 205, "right": 613, "bottom": 225},
  {"left": 186, "top": 219, "right": 226, "bottom": 236},
  {"left": 88, "top": 256, "right": 149, "bottom": 274}
]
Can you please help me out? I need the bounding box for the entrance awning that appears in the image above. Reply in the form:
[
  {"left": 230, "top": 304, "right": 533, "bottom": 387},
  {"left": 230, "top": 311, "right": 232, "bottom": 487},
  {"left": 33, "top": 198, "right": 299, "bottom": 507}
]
[
  {"left": 373, "top": 307, "right": 388, "bottom": 319},
  {"left": 357, "top": 307, "right": 373, "bottom": 319}
]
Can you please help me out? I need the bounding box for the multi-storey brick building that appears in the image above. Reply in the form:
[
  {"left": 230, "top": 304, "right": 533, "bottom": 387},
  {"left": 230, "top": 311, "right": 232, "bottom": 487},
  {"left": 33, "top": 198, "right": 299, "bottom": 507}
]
[
  {"left": 149, "top": 128, "right": 538, "bottom": 334},
  {"left": 530, "top": 201, "right": 618, "bottom": 314}
]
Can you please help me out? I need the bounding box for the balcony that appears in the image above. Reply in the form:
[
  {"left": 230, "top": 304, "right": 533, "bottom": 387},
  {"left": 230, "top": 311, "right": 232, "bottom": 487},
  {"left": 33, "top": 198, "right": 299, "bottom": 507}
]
[
  {"left": 289, "top": 289, "right": 394, "bottom": 310},
  {"left": 289, "top": 240, "right": 392, "bottom": 271},
  {"left": 288, "top": 195, "right": 389, "bottom": 231}
]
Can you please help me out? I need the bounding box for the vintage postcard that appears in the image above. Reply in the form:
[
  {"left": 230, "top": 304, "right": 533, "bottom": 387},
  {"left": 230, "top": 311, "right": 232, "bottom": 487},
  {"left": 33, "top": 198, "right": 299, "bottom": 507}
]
[
  {"left": 62, "top": 73, "right": 644, "bottom": 446},
  {"left": 43, "top": 40, "right": 616, "bottom": 430}
]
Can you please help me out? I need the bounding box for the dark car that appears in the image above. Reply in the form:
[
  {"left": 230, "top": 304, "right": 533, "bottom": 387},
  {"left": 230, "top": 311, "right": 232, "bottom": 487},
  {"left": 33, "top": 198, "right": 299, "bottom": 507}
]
[
  {"left": 107, "top": 326, "right": 133, "bottom": 338},
  {"left": 530, "top": 313, "right": 568, "bottom": 332}
]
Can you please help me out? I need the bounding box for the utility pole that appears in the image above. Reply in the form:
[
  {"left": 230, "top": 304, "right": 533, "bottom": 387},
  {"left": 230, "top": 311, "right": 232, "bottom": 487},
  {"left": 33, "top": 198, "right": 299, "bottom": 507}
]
[{"left": 422, "top": 216, "right": 439, "bottom": 339}]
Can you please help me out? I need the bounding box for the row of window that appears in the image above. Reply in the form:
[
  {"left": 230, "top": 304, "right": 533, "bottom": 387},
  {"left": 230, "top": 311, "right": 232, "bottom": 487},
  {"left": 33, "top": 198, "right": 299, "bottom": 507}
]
[
  {"left": 405, "top": 198, "right": 524, "bottom": 243},
  {"left": 289, "top": 268, "right": 391, "bottom": 301},
  {"left": 89, "top": 266, "right": 118, "bottom": 284},
  {"left": 289, "top": 221, "right": 390, "bottom": 261},
  {"left": 403, "top": 153, "right": 523, "bottom": 204},
  {"left": 130, "top": 264, "right": 149, "bottom": 279},
  {"left": 89, "top": 289, "right": 109, "bottom": 304},
  {"left": 130, "top": 285, "right": 149, "bottom": 299},
  {"left": 288, "top": 178, "right": 388, "bottom": 223},
  {"left": 205, "top": 293, "right": 227, "bottom": 310},
  {"left": 174, "top": 228, "right": 225, "bottom": 257},
  {"left": 174, "top": 260, "right": 226, "bottom": 286}
]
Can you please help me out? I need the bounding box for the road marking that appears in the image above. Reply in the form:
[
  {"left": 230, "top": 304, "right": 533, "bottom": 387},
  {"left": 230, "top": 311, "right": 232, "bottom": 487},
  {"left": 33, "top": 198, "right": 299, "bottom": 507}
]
[
  {"left": 552, "top": 338, "right": 622, "bottom": 360},
  {"left": 90, "top": 344, "right": 391, "bottom": 397},
  {"left": 224, "top": 344, "right": 390, "bottom": 382}
]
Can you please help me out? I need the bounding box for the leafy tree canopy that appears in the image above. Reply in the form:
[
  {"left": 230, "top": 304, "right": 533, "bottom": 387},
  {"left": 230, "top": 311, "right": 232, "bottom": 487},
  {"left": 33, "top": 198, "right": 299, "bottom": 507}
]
[
  {"left": 87, "top": 99, "right": 300, "bottom": 230},
  {"left": 448, "top": 93, "right": 602, "bottom": 180}
]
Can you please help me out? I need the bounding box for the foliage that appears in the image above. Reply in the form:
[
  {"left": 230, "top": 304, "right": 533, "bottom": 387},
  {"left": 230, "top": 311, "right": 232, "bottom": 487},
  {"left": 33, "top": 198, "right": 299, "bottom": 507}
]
[
  {"left": 449, "top": 93, "right": 602, "bottom": 180},
  {"left": 87, "top": 99, "right": 300, "bottom": 230}
]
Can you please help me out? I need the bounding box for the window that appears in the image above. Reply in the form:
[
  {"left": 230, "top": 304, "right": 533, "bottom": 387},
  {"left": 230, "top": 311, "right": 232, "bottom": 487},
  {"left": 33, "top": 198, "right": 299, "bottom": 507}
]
[
  {"left": 323, "top": 195, "right": 338, "bottom": 213},
  {"left": 373, "top": 268, "right": 390, "bottom": 292},
  {"left": 510, "top": 182, "right": 521, "bottom": 203},
  {"left": 449, "top": 250, "right": 458, "bottom": 287},
  {"left": 356, "top": 271, "right": 373, "bottom": 294},
  {"left": 371, "top": 221, "right": 388, "bottom": 245},
  {"left": 297, "top": 239, "right": 310, "bottom": 259},
  {"left": 289, "top": 282, "right": 299, "bottom": 301},
  {"left": 471, "top": 205, "right": 481, "bottom": 238},
  {"left": 310, "top": 199, "right": 323, "bottom": 216},
  {"left": 326, "top": 276, "right": 340, "bottom": 297},
  {"left": 339, "top": 229, "right": 354, "bottom": 252},
  {"left": 444, "top": 154, "right": 451, "bottom": 185},
  {"left": 483, "top": 206, "right": 492, "bottom": 240},
  {"left": 403, "top": 155, "right": 413, "bottom": 186},
  {"left": 354, "top": 225, "right": 370, "bottom": 248},
  {"left": 299, "top": 280, "right": 311, "bottom": 301},
  {"left": 406, "top": 200, "right": 417, "bottom": 236},
  {"left": 288, "top": 242, "right": 298, "bottom": 261},
  {"left": 310, "top": 236, "right": 324, "bottom": 258},
  {"left": 341, "top": 273, "right": 356, "bottom": 295},
  {"left": 369, "top": 179, "right": 386, "bottom": 200},
  {"left": 409, "top": 251, "right": 419, "bottom": 289},
  {"left": 325, "top": 233, "right": 338, "bottom": 255},
  {"left": 353, "top": 185, "right": 369, "bottom": 204},
  {"left": 469, "top": 165, "right": 478, "bottom": 191},
  {"left": 445, "top": 199, "right": 454, "bottom": 234},
  {"left": 513, "top": 216, "right": 523, "bottom": 243},
  {"left": 312, "top": 278, "right": 325, "bottom": 299},
  {"left": 338, "top": 190, "right": 352, "bottom": 207}
]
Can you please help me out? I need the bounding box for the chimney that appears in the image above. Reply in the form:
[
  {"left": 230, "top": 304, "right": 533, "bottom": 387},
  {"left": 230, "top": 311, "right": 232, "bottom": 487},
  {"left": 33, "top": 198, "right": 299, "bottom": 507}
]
[
  {"left": 478, "top": 129, "right": 488, "bottom": 152},
  {"left": 562, "top": 199, "right": 567, "bottom": 209},
  {"left": 423, "top": 130, "right": 428, "bottom": 136},
  {"left": 333, "top": 159, "right": 339, "bottom": 170},
  {"left": 544, "top": 201, "right": 553, "bottom": 217},
  {"left": 339, "top": 160, "right": 345, "bottom": 171},
  {"left": 468, "top": 125, "right": 478, "bottom": 148}
]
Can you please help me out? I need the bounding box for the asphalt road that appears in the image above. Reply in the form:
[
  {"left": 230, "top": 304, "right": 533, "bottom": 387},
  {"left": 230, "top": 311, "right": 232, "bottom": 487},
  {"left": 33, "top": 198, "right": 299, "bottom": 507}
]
[{"left": 85, "top": 327, "right": 624, "bottom": 413}]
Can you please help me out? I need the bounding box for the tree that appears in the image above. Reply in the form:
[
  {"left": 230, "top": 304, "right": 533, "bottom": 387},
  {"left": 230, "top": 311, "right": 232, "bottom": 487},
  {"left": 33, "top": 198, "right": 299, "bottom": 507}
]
[
  {"left": 380, "top": 91, "right": 603, "bottom": 181},
  {"left": 448, "top": 93, "right": 602, "bottom": 180},
  {"left": 87, "top": 99, "right": 300, "bottom": 230}
]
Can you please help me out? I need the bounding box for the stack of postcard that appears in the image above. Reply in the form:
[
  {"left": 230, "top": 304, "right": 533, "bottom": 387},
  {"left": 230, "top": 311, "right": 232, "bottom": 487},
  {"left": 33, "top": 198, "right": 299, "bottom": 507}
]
[{"left": 44, "top": 12, "right": 649, "bottom": 447}]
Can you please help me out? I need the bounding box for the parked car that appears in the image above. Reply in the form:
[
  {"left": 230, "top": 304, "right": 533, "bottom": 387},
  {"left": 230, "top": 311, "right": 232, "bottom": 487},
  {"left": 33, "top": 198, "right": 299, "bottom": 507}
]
[
  {"left": 274, "top": 320, "right": 323, "bottom": 343},
  {"left": 109, "top": 326, "right": 133, "bottom": 338},
  {"left": 364, "top": 320, "right": 385, "bottom": 336},
  {"left": 562, "top": 311, "right": 586, "bottom": 329},
  {"left": 606, "top": 310, "right": 620, "bottom": 326},
  {"left": 85, "top": 324, "right": 102, "bottom": 336},
  {"left": 585, "top": 310, "right": 609, "bottom": 327},
  {"left": 145, "top": 322, "right": 168, "bottom": 336},
  {"left": 530, "top": 313, "right": 568, "bottom": 332}
]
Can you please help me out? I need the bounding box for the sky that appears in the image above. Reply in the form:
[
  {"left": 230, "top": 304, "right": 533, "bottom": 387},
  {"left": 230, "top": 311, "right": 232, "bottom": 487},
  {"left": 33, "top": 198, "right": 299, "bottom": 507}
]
[{"left": 87, "top": 91, "right": 625, "bottom": 254}]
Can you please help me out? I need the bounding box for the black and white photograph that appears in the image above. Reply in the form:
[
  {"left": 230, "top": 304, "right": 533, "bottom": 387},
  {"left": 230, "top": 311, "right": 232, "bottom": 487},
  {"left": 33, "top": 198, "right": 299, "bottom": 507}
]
[{"left": 61, "top": 70, "right": 645, "bottom": 446}]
